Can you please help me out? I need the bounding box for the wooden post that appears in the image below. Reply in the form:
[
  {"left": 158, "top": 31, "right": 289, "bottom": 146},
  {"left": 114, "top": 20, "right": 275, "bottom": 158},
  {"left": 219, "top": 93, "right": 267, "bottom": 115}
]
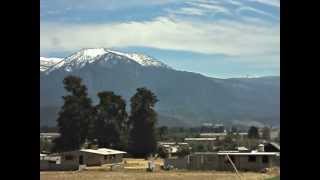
[{"left": 226, "top": 154, "right": 242, "bottom": 180}]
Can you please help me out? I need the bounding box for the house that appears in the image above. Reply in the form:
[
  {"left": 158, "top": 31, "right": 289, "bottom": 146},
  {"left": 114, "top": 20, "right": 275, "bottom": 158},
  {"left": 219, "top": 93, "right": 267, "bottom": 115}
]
[
  {"left": 188, "top": 151, "right": 280, "bottom": 171},
  {"left": 40, "top": 154, "right": 73, "bottom": 171},
  {"left": 40, "top": 148, "right": 127, "bottom": 171},
  {"left": 79, "top": 148, "right": 126, "bottom": 166},
  {"left": 164, "top": 151, "right": 279, "bottom": 172},
  {"left": 164, "top": 144, "right": 280, "bottom": 172}
]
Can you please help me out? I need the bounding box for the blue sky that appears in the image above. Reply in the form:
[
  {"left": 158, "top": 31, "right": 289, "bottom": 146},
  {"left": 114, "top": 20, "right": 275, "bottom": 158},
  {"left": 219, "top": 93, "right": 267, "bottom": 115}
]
[{"left": 40, "top": 0, "right": 279, "bottom": 78}]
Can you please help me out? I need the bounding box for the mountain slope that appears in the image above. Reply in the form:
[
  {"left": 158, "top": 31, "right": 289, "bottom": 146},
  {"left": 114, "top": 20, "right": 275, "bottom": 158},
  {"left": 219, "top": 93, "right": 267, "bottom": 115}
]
[
  {"left": 40, "top": 57, "right": 63, "bottom": 72},
  {"left": 40, "top": 49, "right": 279, "bottom": 127}
]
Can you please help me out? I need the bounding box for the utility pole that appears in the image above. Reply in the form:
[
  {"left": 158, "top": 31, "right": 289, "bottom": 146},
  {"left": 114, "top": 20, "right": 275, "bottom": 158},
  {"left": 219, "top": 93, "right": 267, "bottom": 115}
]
[{"left": 226, "top": 154, "right": 242, "bottom": 180}]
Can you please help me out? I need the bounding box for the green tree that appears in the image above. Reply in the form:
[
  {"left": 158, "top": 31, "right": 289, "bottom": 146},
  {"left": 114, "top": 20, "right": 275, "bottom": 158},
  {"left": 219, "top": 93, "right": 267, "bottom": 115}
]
[
  {"left": 128, "top": 87, "right": 158, "bottom": 157},
  {"left": 248, "top": 126, "right": 260, "bottom": 139},
  {"left": 40, "top": 138, "right": 53, "bottom": 153},
  {"left": 53, "top": 76, "right": 93, "bottom": 152},
  {"left": 221, "top": 132, "right": 237, "bottom": 150},
  {"left": 158, "top": 126, "right": 168, "bottom": 141},
  {"left": 91, "top": 91, "right": 128, "bottom": 149}
]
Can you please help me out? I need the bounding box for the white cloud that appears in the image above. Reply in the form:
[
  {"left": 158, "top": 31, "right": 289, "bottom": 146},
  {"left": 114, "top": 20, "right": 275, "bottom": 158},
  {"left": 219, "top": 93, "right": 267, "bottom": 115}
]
[
  {"left": 248, "top": 0, "right": 280, "bottom": 8},
  {"left": 226, "top": 0, "right": 243, "bottom": 6},
  {"left": 41, "top": 0, "right": 180, "bottom": 11},
  {"left": 187, "top": 2, "right": 231, "bottom": 15},
  {"left": 169, "top": 7, "right": 206, "bottom": 16},
  {"left": 236, "top": 6, "right": 279, "bottom": 20},
  {"left": 41, "top": 17, "right": 279, "bottom": 58}
]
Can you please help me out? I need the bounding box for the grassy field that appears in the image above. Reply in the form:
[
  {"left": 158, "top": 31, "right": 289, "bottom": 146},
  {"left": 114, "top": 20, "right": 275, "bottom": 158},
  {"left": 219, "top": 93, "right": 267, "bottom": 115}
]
[
  {"left": 41, "top": 170, "right": 275, "bottom": 180},
  {"left": 266, "top": 176, "right": 280, "bottom": 180},
  {"left": 40, "top": 158, "right": 279, "bottom": 180}
]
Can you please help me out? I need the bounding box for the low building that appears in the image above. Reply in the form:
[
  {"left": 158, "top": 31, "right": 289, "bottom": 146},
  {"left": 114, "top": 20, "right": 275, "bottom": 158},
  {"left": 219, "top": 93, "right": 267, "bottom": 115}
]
[
  {"left": 188, "top": 151, "right": 280, "bottom": 171},
  {"left": 199, "top": 133, "right": 227, "bottom": 140},
  {"left": 164, "top": 149, "right": 280, "bottom": 172},
  {"left": 199, "top": 132, "right": 248, "bottom": 140},
  {"left": 79, "top": 148, "right": 126, "bottom": 166},
  {"left": 40, "top": 148, "right": 127, "bottom": 171},
  {"left": 164, "top": 156, "right": 189, "bottom": 169}
]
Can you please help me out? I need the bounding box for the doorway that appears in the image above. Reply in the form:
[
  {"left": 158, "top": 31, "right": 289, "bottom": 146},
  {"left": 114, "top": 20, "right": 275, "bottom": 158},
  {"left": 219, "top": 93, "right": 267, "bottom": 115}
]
[{"left": 79, "top": 155, "right": 84, "bottom": 165}]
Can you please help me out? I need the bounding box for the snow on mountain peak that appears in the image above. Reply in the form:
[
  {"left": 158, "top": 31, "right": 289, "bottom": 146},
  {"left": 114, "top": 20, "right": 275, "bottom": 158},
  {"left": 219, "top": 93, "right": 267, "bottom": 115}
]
[
  {"left": 40, "top": 57, "right": 63, "bottom": 62},
  {"left": 107, "top": 50, "right": 170, "bottom": 68},
  {"left": 80, "top": 48, "right": 107, "bottom": 59},
  {"left": 42, "top": 48, "right": 172, "bottom": 73},
  {"left": 40, "top": 57, "right": 63, "bottom": 72}
]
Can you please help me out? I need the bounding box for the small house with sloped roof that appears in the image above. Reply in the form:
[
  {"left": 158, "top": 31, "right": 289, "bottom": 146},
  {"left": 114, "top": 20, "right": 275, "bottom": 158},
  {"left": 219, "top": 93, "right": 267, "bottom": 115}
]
[{"left": 40, "top": 148, "right": 127, "bottom": 171}]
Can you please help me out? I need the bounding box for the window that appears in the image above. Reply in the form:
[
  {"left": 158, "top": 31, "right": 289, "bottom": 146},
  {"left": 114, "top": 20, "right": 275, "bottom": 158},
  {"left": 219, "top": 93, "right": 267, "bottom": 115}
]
[
  {"left": 248, "top": 156, "right": 256, "bottom": 162},
  {"left": 65, "top": 155, "right": 74, "bottom": 161},
  {"left": 48, "top": 160, "right": 56, "bottom": 164},
  {"left": 104, "top": 155, "right": 108, "bottom": 160},
  {"left": 262, "top": 156, "right": 269, "bottom": 163}
]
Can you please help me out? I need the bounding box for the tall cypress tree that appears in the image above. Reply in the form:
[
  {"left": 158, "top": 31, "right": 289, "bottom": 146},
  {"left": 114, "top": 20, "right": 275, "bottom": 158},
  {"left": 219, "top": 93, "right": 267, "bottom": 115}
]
[
  {"left": 128, "top": 87, "right": 158, "bottom": 158},
  {"left": 53, "top": 76, "right": 93, "bottom": 152},
  {"left": 92, "top": 91, "right": 128, "bottom": 149},
  {"left": 248, "top": 126, "right": 260, "bottom": 139}
]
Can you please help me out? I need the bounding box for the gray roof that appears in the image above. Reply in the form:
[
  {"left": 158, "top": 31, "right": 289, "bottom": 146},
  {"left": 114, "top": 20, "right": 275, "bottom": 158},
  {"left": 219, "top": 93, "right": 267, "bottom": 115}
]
[
  {"left": 269, "top": 142, "right": 280, "bottom": 150},
  {"left": 185, "top": 138, "right": 216, "bottom": 141},
  {"left": 80, "top": 148, "right": 126, "bottom": 155},
  {"left": 192, "top": 151, "right": 279, "bottom": 156}
]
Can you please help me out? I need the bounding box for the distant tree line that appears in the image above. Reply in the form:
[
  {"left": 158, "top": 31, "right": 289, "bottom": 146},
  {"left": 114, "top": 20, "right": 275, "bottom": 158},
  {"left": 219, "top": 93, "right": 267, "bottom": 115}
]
[{"left": 52, "top": 75, "right": 158, "bottom": 158}]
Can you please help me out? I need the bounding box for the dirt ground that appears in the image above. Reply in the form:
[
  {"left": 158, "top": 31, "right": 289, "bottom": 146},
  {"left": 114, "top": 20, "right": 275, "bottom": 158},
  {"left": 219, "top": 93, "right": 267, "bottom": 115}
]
[{"left": 40, "top": 158, "right": 279, "bottom": 180}]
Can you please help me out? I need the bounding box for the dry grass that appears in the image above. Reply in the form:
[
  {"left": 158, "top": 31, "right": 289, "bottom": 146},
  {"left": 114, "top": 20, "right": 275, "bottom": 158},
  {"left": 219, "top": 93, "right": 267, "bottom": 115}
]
[
  {"left": 41, "top": 170, "right": 273, "bottom": 180},
  {"left": 40, "top": 158, "right": 278, "bottom": 180}
]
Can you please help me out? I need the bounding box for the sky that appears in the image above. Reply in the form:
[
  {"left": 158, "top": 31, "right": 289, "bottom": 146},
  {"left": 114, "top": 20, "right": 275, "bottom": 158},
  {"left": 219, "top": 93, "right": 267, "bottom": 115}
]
[{"left": 40, "top": 0, "right": 280, "bottom": 78}]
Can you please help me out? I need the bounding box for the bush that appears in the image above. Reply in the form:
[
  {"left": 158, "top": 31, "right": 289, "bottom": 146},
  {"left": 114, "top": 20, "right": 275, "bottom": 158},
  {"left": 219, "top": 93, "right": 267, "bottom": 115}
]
[{"left": 157, "top": 147, "right": 169, "bottom": 159}]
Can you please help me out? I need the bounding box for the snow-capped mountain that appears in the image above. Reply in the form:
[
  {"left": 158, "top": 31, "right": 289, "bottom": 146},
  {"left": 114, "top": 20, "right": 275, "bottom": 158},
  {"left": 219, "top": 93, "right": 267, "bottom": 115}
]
[
  {"left": 43, "top": 48, "right": 171, "bottom": 73},
  {"left": 40, "top": 57, "right": 63, "bottom": 71},
  {"left": 40, "top": 49, "right": 279, "bottom": 128}
]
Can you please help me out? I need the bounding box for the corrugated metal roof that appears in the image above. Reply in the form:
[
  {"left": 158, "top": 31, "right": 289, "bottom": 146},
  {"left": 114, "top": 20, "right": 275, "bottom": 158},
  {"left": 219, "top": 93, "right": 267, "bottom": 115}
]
[
  {"left": 40, "top": 133, "right": 60, "bottom": 138},
  {"left": 200, "top": 133, "right": 227, "bottom": 136},
  {"left": 80, "top": 148, "right": 126, "bottom": 155},
  {"left": 193, "top": 151, "right": 279, "bottom": 156},
  {"left": 217, "top": 152, "right": 279, "bottom": 156},
  {"left": 185, "top": 138, "right": 216, "bottom": 141},
  {"left": 269, "top": 142, "right": 280, "bottom": 150},
  {"left": 237, "top": 146, "right": 249, "bottom": 151}
]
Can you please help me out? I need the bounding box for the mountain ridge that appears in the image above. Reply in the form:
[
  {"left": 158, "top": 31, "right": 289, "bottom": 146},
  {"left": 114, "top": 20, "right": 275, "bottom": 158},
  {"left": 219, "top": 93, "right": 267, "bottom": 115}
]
[{"left": 40, "top": 49, "right": 279, "bottom": 127}]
